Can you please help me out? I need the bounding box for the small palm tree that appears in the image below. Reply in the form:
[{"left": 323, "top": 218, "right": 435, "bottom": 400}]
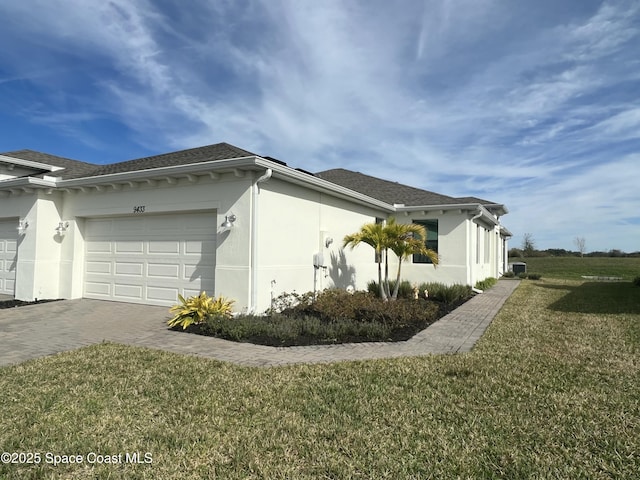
[
  {"left": 344, "top": 218, "right": 439, "bottom": 301},
  {"left": 385, "top": 219, "right": 439, "bottom": 299},
  {"left": 343, "top": 222, "right": 389, "bottom": 300}
]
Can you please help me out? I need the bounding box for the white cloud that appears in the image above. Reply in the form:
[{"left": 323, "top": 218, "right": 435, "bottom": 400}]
[{"left": 0, "top": 0, "right": 639, "bottom": 251}]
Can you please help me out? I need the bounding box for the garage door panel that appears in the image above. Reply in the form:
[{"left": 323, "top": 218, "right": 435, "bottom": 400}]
[
  {"left": 148, "top": 241, "right": 180, "bottom": 254},
  {"left": 184, "top": 240, "right": 211, "bottom": 255},
  {"left": 114, "top": 283, "right": 143, "bottom": 296},
  {"left": 85, "top": 282, "right": 111, "bottom": 296},
  {"left": 147, "top": 286, "right": 180, "bottom": 303},
  {"left": 147, "top": 263, "right": 180, "bottom": 278},
  {"left": 115, "top": 241, "right": 144, "bottom": 254},
  {"left": 115, "top": 262, "right": 144, "bottom": 276},
  {"left": 86, "top": 261, "right": 112, "bottom": 274},
  {"left": 184, "top": 264, "right": 215, "bottom": 280},
  {"left": 84, "top": 213, "right": 216, "bottom": 306},
  {"left": 87, "top": 241, "right": 112, "bottom": 254}
]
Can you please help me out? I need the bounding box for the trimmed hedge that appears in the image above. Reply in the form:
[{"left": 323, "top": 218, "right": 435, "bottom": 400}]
[
  {"left": 475, "top": 277, "right": 497, "bottom": 291},
  {"left": 367, "top": 280, "right": 473, "bottom": 306}
]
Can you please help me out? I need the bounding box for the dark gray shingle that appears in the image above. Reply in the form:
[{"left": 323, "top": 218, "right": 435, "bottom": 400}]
[
  {"left": 1, "top": 143, "right": 257, "bottom": 180},
  {"left": 1, "top": 150, "right": 98, "bottom": 179},
  {"left": 75, "top": 143, "right": 257, "bottom": 179},
  {"left": 315, "top": 168, "right": 463, "bottom": 206}
]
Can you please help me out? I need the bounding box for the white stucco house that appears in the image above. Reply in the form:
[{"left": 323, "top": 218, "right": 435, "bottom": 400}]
[{"left": 0, "top": 143, "right": 511, "bottom": 312}]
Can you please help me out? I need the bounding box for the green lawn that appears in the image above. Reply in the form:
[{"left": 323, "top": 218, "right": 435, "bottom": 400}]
[
  {"left": 1, "top": 278, "right": 639, "bottom": 478},
  {"left": 511, "top": 255, "right": 640, "bottom": 280}
]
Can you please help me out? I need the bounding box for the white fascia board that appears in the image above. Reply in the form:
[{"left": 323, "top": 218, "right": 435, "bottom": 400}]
[
  {"left": 0, "top": 155, "right": 63, "bottom": 172},
  {"left": 0, "top": 176, "right": 57, "bottom": 189},
  {"left": 397, "top": 203, "right": 504, "bottom": 224},
  {"left": 484, "top": 203, "right": 508, "bottom": 215},
  {"left": 395, "top": 203, "right": 483, "bottom": 213},
  {"left": 56, "top": 156, "right": 262, "bottom": 187}
]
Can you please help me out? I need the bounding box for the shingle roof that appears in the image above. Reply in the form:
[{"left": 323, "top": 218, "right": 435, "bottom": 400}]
[
  {"left": 0, "top": 143, "right": 257, "bottom": 180},
  {"left": 0, "top": 150, "right": 97, "bottom": 179},
  {"left": 454, "top": 196, "right": 493, "bottom": 204},
  {"left": 315, "top": 168, "right": 465, "bottom": 206},
  {"left": 2, "top": 144, "right": 502, "bottom": 211},
  {"left": 75, "top": 142, "right": 257, "bottom": 179}
]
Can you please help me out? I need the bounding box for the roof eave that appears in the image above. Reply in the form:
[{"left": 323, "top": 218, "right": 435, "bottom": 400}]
[
  {"left": 0, "top": 177, "right": 57, "bottom": 189},
  {"left": 57, "top": 155, "right": 262, "bottom": 185},
  {"left": 0, "top": 154, "right": 64, "bottom": 172}
]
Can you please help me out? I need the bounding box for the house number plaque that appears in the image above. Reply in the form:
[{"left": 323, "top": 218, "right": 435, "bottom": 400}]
[{"left": 133, "top": 205, "right": 146, "bottom": 213}]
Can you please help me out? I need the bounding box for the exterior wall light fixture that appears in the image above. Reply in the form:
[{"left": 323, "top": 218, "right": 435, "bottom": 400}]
[
  {"left": 55, "top": 221, "right": 70, "bottom": 236},
  {"left": 17, "top": 219, "right": 29, "bottom": 235},
  {"left": 220, "top": 213, "right": 237, "bottom": 230}
]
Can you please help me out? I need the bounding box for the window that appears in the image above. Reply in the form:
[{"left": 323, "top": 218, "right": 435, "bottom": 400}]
[{"left": 413, "top": 219, "right": 438, "bottom": 263}]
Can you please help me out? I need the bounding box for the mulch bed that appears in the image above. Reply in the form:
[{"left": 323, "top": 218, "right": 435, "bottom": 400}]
[
  {"left": 171, "top": 296, "right": 474, "bottom": 347},
  {"left": 0, "top": 299, "right": 61, "bottom": 309}
]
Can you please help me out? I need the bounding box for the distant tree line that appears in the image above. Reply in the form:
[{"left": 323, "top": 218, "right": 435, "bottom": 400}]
[
  {"left": 509, "top": 233, "right": 639, "bottom": 258},
  {"left": 509, "top": 247, "right": 640, "bottom": 258}
]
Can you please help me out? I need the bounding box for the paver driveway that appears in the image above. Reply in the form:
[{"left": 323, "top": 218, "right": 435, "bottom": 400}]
[{"left": 0, "top": 280, "right": 520, "bottom": 368}]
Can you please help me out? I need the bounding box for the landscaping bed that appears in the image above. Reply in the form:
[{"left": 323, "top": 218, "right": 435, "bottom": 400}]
[
  {"left": 171, "top": 285, "right": 475, "bottom": 346},
  {"left": 0, "top": 298, "right": 61, "bottom": 309}
]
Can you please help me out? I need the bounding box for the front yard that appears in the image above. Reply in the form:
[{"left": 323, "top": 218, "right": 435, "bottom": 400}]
[{"left": 1, "top": 278, "right": 638, "bottom": 478}]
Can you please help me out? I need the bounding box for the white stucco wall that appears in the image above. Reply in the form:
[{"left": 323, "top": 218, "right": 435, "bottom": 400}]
[
  {"left": 254, "top": 177, "right": 386, "bottom": 311},
  {"left": 1, "top": 168, "right": 510, "bottom": 309},
  {"left": 3, "top": 173, "right": 256, "bottom": 307},
  {"left": 59, "top": 173, "right": 253, "bottom": 308},
  {"left": 394, "top": 211, "right": 470, "bottom": 287}
]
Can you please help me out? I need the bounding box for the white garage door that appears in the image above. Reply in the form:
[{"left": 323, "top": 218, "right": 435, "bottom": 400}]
[
  {"left": 0, "top": 219, "right": 18, "bottom": 296},
  {"left": 84, "top": 212, "right": 216, "bottom": 306}
]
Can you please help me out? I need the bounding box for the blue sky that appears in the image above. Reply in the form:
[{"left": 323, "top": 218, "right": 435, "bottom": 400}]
[{"left": 1, "top": 0, "right": 639, "bottom": 253}]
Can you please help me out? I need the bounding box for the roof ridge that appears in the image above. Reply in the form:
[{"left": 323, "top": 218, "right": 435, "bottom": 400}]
[{"left": 111, "top": 142, "right": 256, "bottom": 166}]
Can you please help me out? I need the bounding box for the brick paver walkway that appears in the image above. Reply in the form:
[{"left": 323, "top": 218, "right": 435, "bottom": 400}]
[{"left": 0, "top": 280, "right": 519, "bottom": 367}]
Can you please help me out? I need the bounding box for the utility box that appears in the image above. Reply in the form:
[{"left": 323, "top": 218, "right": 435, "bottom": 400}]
[{"left": 510, "top": 262, "right": 527, "bottom": 275}]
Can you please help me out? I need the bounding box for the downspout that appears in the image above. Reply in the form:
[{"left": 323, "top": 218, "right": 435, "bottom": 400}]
[
  {"left": 249, "top": 168, "right": 272, "bottom": 312},
  {"left": 468, "top": 209, "right": 483, "bottom": 286}
]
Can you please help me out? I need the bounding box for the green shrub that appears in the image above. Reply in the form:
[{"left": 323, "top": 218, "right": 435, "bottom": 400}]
[
  {"left": 199, "top": 294, "right": 441, "bottom": 346},
  {"left": 475, "top": 277, "right": 497, "bottom": 291},
  {"left": 633, "top": 276, "right": 640, "bottom": 287},
  {"left": 419, "top": 282, "right": 473, "bottom": 305},
  {"left": 277, "top": 288, "right": 439, "bottom": 326},
  {"left": 168, "top": 292, "right": 234, "bottom": 329},
  {"left": 366, "top": 280, "right": 414, "bottom": 299},
  {"left": 176, "top": 285, "right": 478, "bottom": 346},
  {"left": 202, "top": 313, "right": 398, "bottom": 346},
  {"left": 502, "top": 271, "right": 515, "bottom": 278}
]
